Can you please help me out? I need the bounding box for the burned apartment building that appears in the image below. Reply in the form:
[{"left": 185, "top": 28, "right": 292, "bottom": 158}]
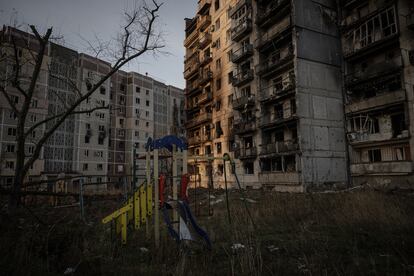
[
  {"left": 339, "top": 0, "right": 414, "bottom": 188},
  {"left": 185, "top": 0, "right": 349, "bottom": 191}
]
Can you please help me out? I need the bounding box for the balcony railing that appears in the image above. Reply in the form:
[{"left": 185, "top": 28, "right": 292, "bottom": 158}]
[
  {"left": 260, "top": 141, "right": 299, "bottom": 155},
  {"left": 198, "top": 0, "right": 212, "bottom": 15},
  {"left": 258, "top": 113, "right": 297, "bottom": 129},
  {"left": 185, "top": 112, "right": 212, "bottom": 129},
  {"left": 256, "top": 0, "right": 291, "bottom": 28},
  {"left": 188, "top": 134, "right": 211, "bottom": 145},
  {"left": 231, "top": 69, "right": 254, "bottom": 87},
  {"left": 186, "top": 79, "right": 201, "bottom": 94},
  {"left": 184, "top": 58, "right": 200, "bottom": 79},
  {"left": 198, "top": 15, "right": 212, "bottom": 31},
  {"left": 231, "top": 17, "right": 252, "bottom": 42},
  {"left": 235, "top": 147, "right": 257, "bottom": 159},
  {"left": 231, "top": 43, "right": 253, "bottom": 63},
  {"left": 198, "top": 91, "right": 212, "bottom": 104},
  {"left": 259, "top": 74, "right": 295, "bottom": 102},
  {"left": 255, "top": 22, "right": 292, "bottom": 51},
  {"left": 256, "top": 49, "right": 294, "bottom": 77},
  {"left": 233, "top": 120, "right": 256, "bottom": 134},
  {"left": 199, "top": 70, "right": 213, "bottom": 85},
  {"left": 199, "top": 33, "right": 212, "bottom": 49},
  {"left": 233, "top": 95, "right": 255, "bottom": 110},
  {"left": 200, "top": 53, "right": 213, "bottom": 66},
  {"left": 184, "top": 29, "right": 199, "bottom": 47}
]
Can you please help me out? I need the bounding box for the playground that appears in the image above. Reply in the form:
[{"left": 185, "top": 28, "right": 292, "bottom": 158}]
[{"left": 0, "top": 135, "right": 413, "bottom": 275}]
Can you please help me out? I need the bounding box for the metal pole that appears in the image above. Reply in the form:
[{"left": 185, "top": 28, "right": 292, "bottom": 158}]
[
  {"left": 146, "top": 150, "right": 151, "bottom": 238},
  {"left": 133, "top": 147, "right": 137, "bottom": 191},
  {"left": 79, "top": 178, "right": 84, "bottom": 220},
  {"left": 154, "top": 148, "right": 160, "bottom": 247},
  {"left": 223, "top": 159, "right": 232, "bottom": 225},
  {"left": 172, "top": 144, "right": 178, "bottom": 230}
]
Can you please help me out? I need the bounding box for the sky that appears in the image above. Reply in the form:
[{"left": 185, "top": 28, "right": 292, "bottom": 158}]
[{"left": 0, "top": 0, "right": 197, "bottom": 89}]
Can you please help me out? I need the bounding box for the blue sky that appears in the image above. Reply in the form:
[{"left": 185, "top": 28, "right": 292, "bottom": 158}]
[{"left": 0, "top": 0, "right": 197, "bottom": 88}]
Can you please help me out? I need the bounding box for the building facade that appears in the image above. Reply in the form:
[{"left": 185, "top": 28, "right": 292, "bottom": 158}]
[
  {"left": 0, "top": 26, "right": 185, "bottom": 190},
  {"left": 184, "top": 0, "right": 413, "bottom": 191}
]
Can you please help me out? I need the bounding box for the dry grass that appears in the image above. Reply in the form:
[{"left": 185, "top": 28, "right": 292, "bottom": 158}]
[{"left": 1, "top": 189, "right": 414, "bottom": 275}]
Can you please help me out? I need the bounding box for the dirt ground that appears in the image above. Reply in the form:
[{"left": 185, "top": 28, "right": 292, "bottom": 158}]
[{"left": 1, "top": 187, "right": 414, "bottom": 275}]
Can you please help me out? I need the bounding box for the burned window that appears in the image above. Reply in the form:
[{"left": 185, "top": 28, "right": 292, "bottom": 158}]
[{"left": 368, "top": 149, "right": 382, "bottom": 162}]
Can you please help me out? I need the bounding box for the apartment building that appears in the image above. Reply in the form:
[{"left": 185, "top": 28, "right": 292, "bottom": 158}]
[
  {"left": 339, "top": 0, "right": 414, "bottom": 188},
  {"left": 73, "top": 54, "right": 111, "bottom": 190},
  {"left": 185, "top": 0, "right": 349, "bottom": 191},
  {"left": 0, "top": 26, "right": 49, "bottom": 186}
]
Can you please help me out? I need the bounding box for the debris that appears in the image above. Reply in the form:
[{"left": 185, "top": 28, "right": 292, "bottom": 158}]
[
  {"left": 210, "top": 199, "right": 223, "bottom": 205},
  {"left": 240, "top": 198, "right": 257, "bottom": 203},
  {"left": 266, "top": 245, "right": 280, "bottom": 253},
  {"left": 231, "top": 243, "right": 245, "bottom": 251},
  {"left": 140, "top": 247, "right": 149, "bottom": 253},
  {"left": 64, "top": 267, "right": 76, "bottom": 275}
]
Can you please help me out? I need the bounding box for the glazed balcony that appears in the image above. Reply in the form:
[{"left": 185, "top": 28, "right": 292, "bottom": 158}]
[
  {"left": 259, "top": 74, "right": 295, "bottom": 103},
  {"left": 199, "top": 70, "right": 213, "bottom": 85},
  {"left": 233, "top": 120, "right": 256, "bottom": 135},
  {"left": 234, "top": 147, "right": 257, "bottom": 159},
  {"left": 185, "top": 112, "right": 212, "bottom": 129},
  {"left": 256, "top": 47, "right": 294, "bottom": 78},
  {"left": 198, "top": 0, "right": 211, "bottom": 15},
  {"left": 233, "top": 95, "right": 255, "bottom": 110},
  {"left": 258, "top": 113, "right": 297, "bottom": 129},
  {"left": 231, "top": 69, "right": 254, "bottom": 87},
  {"left": 198, "top": 15, "right": 212, "bottom": 31},
  {"left": 231, "top": 43, "right": 253, "bottom": 64},
  {"left": 231, "top": 17, "right": 252, "bottom": 42},
  {"left": 199, "top": 33, "right": 212, "bottom": 49},
  {"left": 256, "top": 0, "right": 291, "bottom": 29},
  {"left": 255, "top": 21, "right": 292, "bottom": 52},
  {"left": 260, "top": 141, "right": 299, "bottom": 156}
]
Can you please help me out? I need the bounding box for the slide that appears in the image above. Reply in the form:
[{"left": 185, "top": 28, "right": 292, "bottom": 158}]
[{"left": 178, "top": 201, "right": 212, "bottom": 250}]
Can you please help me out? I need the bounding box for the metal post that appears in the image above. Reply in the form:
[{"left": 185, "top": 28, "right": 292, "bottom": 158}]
[
  {"left": 172, "top": 144, "right": 178, "bottom": 230},
  {"left": 154, "top": 148, "right": 160, "bottom": 247},
  {"left": 79, "top": 178, "right": 84, "bottom": 220},
  {"left": 146, "top": 150, "right": 151, "bottom": 238},
  {"left": 223, "top": 159, "right": 232, "bottom": 225},
  {"left": 133, "top": 147, "right": 137, "bottom": 191}
]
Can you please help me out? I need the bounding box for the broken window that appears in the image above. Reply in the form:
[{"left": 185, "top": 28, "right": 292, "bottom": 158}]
[
  {"left": 244, "top": 162, "right": 254, "bottom": 174},
  {"left": 391, "top": 113, "right": 405, "bottom": 138},
  {"left": 368, "top": 149, "right": 382, "bottom": 162}
]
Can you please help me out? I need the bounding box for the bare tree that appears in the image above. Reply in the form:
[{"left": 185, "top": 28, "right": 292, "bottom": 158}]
[{"left": 0, "top": 0, "right": 164, "bottom": 208}]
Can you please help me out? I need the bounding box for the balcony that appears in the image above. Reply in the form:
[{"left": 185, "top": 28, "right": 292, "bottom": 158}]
[
  {"left": 260, "top": 141, "right": 299, "bottom": 156},
  {"left": 199, "top": 70, "right": 213, "bottom": 85},
  {"left": 255, "top": 23, "right": 292, "bottom": 52},
  {"left": 184, "top": 58, "right": 200, "bottom": 79},
  {"left": 342, "top": 7, "right": 399, "bottom": 60},
  {"left": 231, "top": 17, "right": 252, "bottom": 42},
  {"left": 198, "top": 15, "right": 211, "bottom": 31},
  {"left": 258, "top": 172, "right": 300, "bottom": 186},
  {"left": 186, "top": 79, "right": 201, "bottom": 95},
  {"left": 200, "top": 53, "right": 213, "bottom": 66},
  {"left": 233, "top": 95, "right": 255, "bottom": 110},
  {"left": 231, "top": 44, "right": 253, "bottom": 63},
  {"left": 184, "top": 29, "right": 199, "bottom": 48},
  {"left": 231, "top": 69, "right": 254, "bottom": 87},
  {"left": 259, "top": 74, "right": 295, "bottom": 103},
  {"left": 345, "top": 90, "right": 406, "bottom": 114},
  {"left": 229, "top": 0, "right": 251, "bottom": 17},
  {"left": 351, "top": 161, "right": 412, "bottom": 176},
  {"left": 256, "top": 48, "right": 294, "bottom": 78},
  {"left": 345, "top": 59, "right": 402, "bottom": 90},
  {"left": 234, "top": 147, "right": 257, "bottom": 159},
  {"left": 188, "top": 134, "right": 211, "bottom": 145},
  {"left": 198, "top": 0, "right": 211, "bottom": 15},
  {"left": 198, "top": 91, "right": 212, "bottom": 104},
  {"left": 256, "top": 0, "right": 291, "bottom": 29},
  {"left": 199, "top": 33, "right": 212, "bottom": 49},
  {"left": 259, "top": 114, "right": 297, "bottom": 129},
  {"left": 185, "top": 112, "right": 212, "bottom": 129},
  {"left": 234, "top": 120, "right": 256, "bottom": 135}
]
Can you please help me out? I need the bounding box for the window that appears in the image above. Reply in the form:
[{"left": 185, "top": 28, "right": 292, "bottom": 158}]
[
  {"left": 97, "top": 164, "right": 103, "bottom": 171},
  {"left": 5, "top": 161, "right": 15, "bottom": 169},
  {"left": 83, "top": 163, "right": 88, "bottom": 171},
  {"left": 6, "top": 144, "right": 15, "bottom": 153},
  {"left": 146, "top": 100, "right": 150, "bottom": 106},
  {"left": 368, "top": 149, "right": 382, "bottom": 162},
  {"left": 227, "top": 50, "right": 232, "bottom": 62},
  {"left": 215, "top": 38, "right": 221, "bottom": 49},
  {"left": 84, "top": 149, "right": 89, "bottom": 157},
  {"left": 216, "top": 58, "right": 221, "bottom": 70},
  {"left": 85, "top": 136, "right": 90, "bottom": 143},
  {"left": 100, "top": 86, "right": 106, "bottom": 95},
  {"left": 7, "top": 128, "right": 16, "bottom": 136},
  {"left": 216, "top": 142, "right": 222, "bottom": 154},
  {"left": 31, "top": 99, "right": 38, "bottom": 108},
  {"left": 216, "top": 78, "right": 222, "bottom": 90},
  {"left": 135, "top": 120, "right": 139, "bottom": 126},
  {"left": 146, "top": 111, "right": 149, "bottom": 117},
  {"left": 9, "top": 111, "right": 17, "bottom": 120},
  {"left": 244, "top": 162, "right": 254, "bottom": 174},
  {"left": 10, "top": 95, "right": 19, "bottom": 104},
  {"left": 146, "top": 122, "right": 149, "bottom": 127},
  {"left": 215, "top": 18, "right": 220, "bottom": 30},
  {"left": 228, "top": 71, "right": 233, "bottom": 84},
  {"left": 228, "top": 94, "right": 233, "bottom": 106},
  {"left": 146, "top": 90, "right": 149, "bottom": 95},
  {"left": 215, "top": 0, "right": 220, "bottom": 11},
  {"left": 120, "top": 84, "right": 125, "bottom": 91},
  {"left": 136, "top": 98, "right": 140, "bottom": 104},
  {"left": 136, "top": 86, "right": 140, "bottom": 93},
  {"left": 135, "top": 131, "right": 139, "bottom": 137}
]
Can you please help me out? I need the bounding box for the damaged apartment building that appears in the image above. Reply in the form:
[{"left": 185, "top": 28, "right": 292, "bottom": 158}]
[
  {"left": 184, "top": 0, "right": 414, "bottom": 191},
  {"left": 340, "top": 0, "right": 414, "bottom": 187}
]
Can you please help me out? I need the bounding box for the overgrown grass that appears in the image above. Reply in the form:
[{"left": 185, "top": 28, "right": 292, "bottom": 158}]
[{"left": 1, "top": 189, "right": 414, "bottom": 275}]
